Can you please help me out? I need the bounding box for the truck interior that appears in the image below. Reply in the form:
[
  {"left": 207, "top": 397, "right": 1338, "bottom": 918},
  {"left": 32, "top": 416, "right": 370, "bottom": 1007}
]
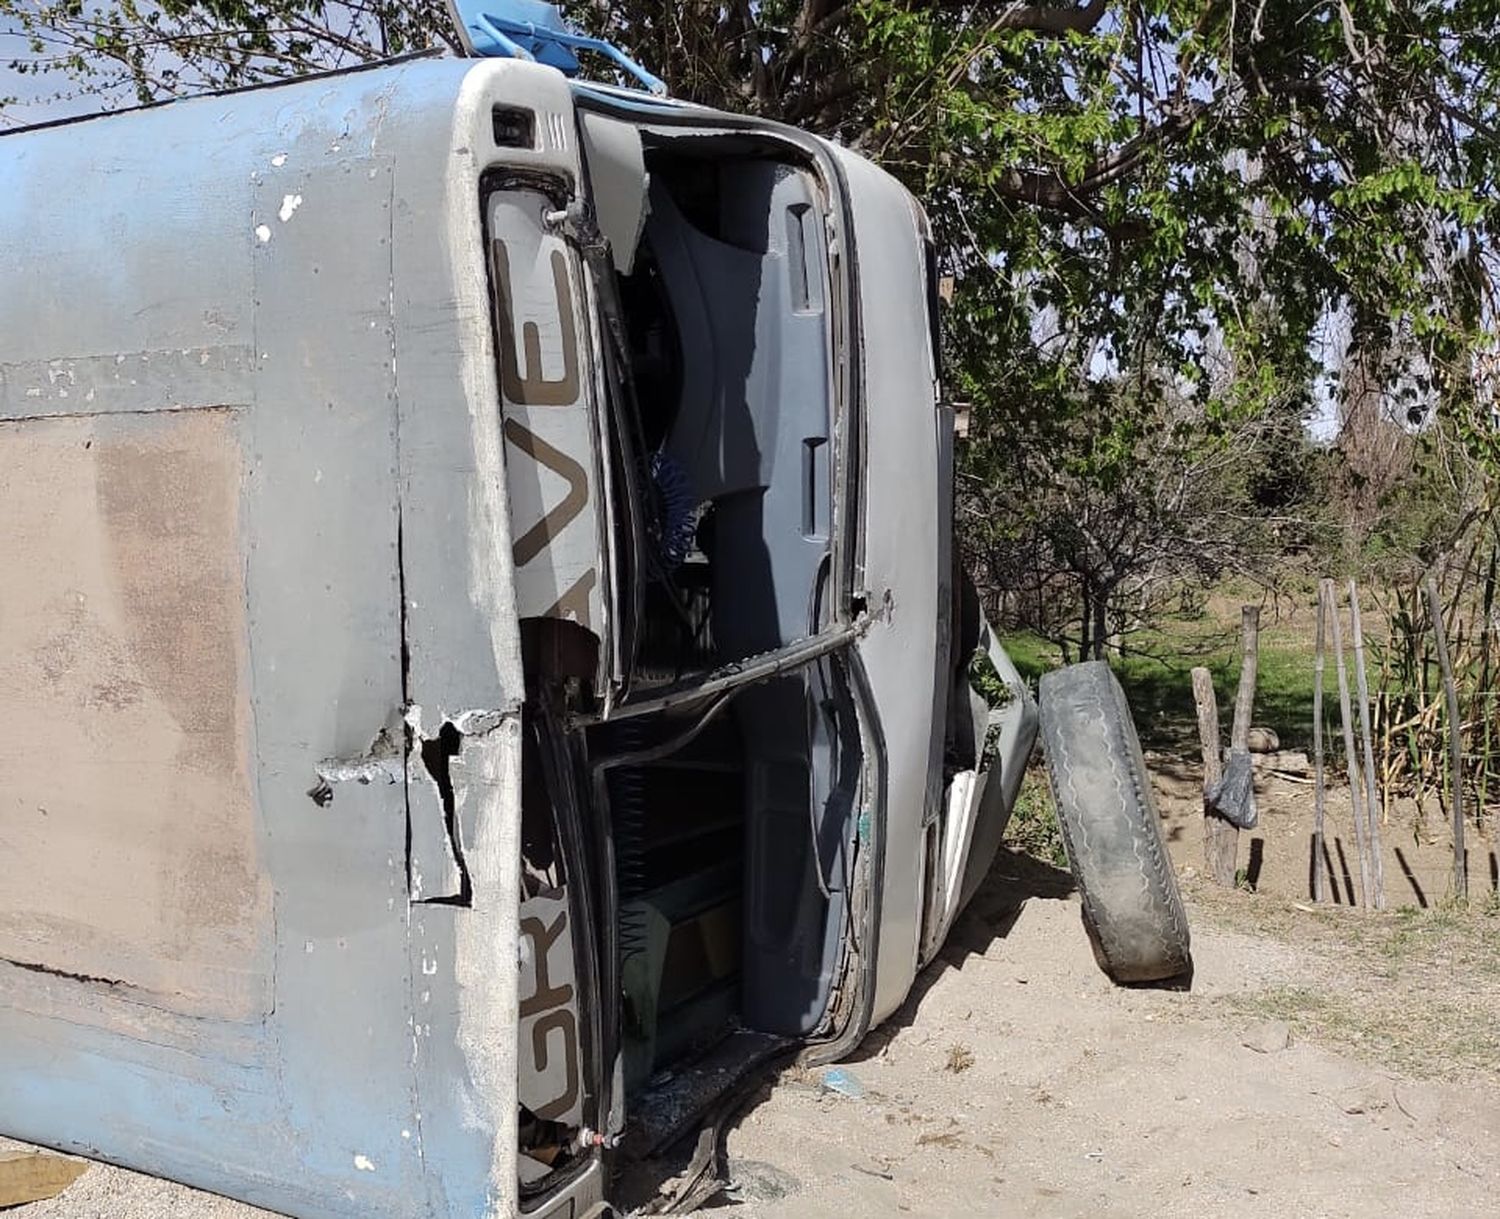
[{"left": 514, "top": 124, "right": 867, "bottom": 1191}]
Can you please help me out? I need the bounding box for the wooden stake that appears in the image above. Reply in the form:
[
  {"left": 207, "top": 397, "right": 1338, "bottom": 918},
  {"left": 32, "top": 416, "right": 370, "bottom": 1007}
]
[
  {"left": 1426, "top": 576, "right": 1466, "bottom": 899},
  {"left": 1326, "top": 579, "right": 1373, "bottom": 908},
  {"left": 1478, "top": 544, "right": 1496, "bottom": 831},
  {"left": 1230, "top": 606, "right": 1261, "bottom": 757},
  {"left": 1380, "top": 688, "right": 1394, "bottom": 844},
  {"left": 1192, "top": 666, "right": 1235, "bottom": 886},
  {"left": 1313, "top": 584, "right": 1328, "bottom": 902},
  {"left": 1348, "top": 580, "right": 1386, "bottom": 910}
]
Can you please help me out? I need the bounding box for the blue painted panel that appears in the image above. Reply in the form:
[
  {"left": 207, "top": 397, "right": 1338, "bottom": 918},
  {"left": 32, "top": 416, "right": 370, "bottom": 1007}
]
[{"left": 0, "top": 59, "right": 539, "bottom": 1219}]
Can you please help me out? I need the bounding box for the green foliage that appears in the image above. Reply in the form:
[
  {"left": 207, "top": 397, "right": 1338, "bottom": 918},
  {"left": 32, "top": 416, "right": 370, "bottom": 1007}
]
[
  {"left": 1005, "top": 770, "right": 1068, "bottom": 870},
  {"left": 10, "top": 1, "right": 1495, "bottom": 437},
  {"left": 7, "top": 0, "right": 1499, "bottom": 628},
  {"left": 1004, "top": 598, "right": 1319, "bottom": 752},
  {"left": 968, "top": 646, "right": 1013, "bottom": 711},
  {"left": 1, "top": 0, "right": 457, "bottom": 105}
]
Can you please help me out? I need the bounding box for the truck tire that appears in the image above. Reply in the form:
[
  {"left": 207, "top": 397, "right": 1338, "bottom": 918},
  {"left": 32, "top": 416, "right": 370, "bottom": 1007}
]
[{"left": 1038, "top": 661, "right": 1191, "bottom": 983}]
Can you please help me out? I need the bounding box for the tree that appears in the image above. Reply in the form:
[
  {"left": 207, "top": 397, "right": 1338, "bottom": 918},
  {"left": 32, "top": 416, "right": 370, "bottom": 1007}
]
[
  {"left": 962, "top": 370, "right": 1310, "bottom": 660},
  {"left": 1, "top": 0, "right": 457, "bottom": 105},
  {"left": 6, "top": 0, "right": 1499, "bottom": 634}
]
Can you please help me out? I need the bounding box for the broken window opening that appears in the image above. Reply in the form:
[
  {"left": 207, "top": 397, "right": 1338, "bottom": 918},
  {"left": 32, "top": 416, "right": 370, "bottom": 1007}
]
[{"left": 414, "top": 720, "right": 472, "bottom": 907}]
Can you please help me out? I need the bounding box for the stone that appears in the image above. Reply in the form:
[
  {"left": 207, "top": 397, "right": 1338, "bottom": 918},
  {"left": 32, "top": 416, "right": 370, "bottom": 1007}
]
[
  {"left": 1337, "top": 1083, "right": 1389, "bottom": 1115},
  {"left": 1246, "top": 726, "right": 1280, "bottom": 753},
  {"left": 1241, "top": 1019, "right": 1291, "bottom": 1053},
  {"left": 725, "top": 1159, "right": 802, "bottom": 1203}
]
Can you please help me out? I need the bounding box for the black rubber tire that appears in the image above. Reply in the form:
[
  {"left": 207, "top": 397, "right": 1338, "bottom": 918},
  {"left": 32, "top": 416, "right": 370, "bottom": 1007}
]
[{"left": 1038, "top": 661, "right": 1192, "bottom": 983}]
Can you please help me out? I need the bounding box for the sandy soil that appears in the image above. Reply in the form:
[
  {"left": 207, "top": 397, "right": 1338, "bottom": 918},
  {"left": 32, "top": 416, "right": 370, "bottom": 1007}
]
[
  {"left": 8, "top": 763, "right": 1500, "bottom": 1219},
  {"left": 698, "top": 868, "right": 1500, "bottom": 1218}
]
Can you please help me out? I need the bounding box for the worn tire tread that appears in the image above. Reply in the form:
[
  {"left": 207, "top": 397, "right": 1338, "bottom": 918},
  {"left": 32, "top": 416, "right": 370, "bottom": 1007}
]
[{"left": 1038, "top": 661, "right": 1191, "bottom": 983}]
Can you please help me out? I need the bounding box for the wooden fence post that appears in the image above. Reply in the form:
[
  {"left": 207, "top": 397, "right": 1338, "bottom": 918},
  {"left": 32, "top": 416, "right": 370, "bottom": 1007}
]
[
  {"left": 1426, "top": 576, "right": 1466, "bottom": 899},
  {"left": 1326, "top": 578, "right": 1373, "bottom": 908},
  {"left": 1192, "top": 666, "right": 1235, "bottom": 886},
  {"left": 1348, "top": 581, "right": 1386, "bottom": 910},
  {"left": 1230, "top": 606, "right": 1261, "bottom": 763},
  {"left": 1313, "top": 584, "right": 1328, "bottom": 902}
]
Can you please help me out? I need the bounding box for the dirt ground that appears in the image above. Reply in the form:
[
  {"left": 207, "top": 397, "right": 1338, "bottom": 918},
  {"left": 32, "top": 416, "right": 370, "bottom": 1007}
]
[{"left": 8, "top": 762, "right": 1500, "bottom": 1219}]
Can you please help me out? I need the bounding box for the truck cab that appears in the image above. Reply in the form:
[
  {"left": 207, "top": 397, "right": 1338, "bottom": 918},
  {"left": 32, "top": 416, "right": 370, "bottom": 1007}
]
[{"left": 487, "top": 51, "right": 1041, "bottom": 1211}]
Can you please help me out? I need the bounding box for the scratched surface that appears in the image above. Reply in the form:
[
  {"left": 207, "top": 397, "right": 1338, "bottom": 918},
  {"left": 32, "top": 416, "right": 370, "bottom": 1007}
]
[{"left": 0, "top": 408, "right": 271, "bottom": 1021}]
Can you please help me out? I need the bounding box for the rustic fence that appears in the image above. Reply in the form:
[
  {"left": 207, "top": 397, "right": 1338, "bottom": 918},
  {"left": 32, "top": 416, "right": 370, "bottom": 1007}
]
[
  {"left": 1308, "top": 573, "right": 1493, "bottom": 906},
  {"left": 1194, "top": 574, "right": 1496, "bottom": 909}
]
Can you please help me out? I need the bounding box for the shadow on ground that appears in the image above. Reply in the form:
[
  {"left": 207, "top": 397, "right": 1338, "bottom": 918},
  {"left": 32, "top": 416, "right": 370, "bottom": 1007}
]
[
  {"left": 616, "top": 845, "right": 1075, "bottom": 1211},
  {"left": 845, "top": 846, "right": 1075, "bottom": 1062}
]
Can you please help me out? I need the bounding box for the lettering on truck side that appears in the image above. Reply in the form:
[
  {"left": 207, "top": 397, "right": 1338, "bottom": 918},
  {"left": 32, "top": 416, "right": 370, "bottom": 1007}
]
[
  {"left": 518, "top": 890, "right": 582, "bottom": 1126},
  {"left": 488, "top": 191, "right": 606, "bottom": 633}
]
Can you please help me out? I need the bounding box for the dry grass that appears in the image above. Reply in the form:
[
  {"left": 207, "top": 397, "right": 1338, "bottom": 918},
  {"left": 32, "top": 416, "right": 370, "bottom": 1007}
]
[{"left": 1191, "top": 885, "right": 1500, "bottom": 1082}]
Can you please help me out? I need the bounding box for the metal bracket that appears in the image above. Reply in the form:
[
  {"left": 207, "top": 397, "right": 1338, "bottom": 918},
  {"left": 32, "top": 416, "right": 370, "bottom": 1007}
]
[{"left": 445, "top": 0, "right": 668, "bottom": 96}]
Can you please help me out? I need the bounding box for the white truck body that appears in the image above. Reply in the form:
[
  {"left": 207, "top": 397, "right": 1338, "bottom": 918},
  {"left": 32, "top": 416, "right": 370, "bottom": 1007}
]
[{"left": 0, "top": 54, "right": 1036, "bottom": 1218}]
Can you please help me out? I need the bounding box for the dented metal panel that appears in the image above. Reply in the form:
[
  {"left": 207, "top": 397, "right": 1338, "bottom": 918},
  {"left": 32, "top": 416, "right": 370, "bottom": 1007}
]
[
  {"left": 0, "top": 56, "right": 569, "bottom": 1219},
  {"left": 830, "top": 145, "right": 948, "bottom": 1028}
]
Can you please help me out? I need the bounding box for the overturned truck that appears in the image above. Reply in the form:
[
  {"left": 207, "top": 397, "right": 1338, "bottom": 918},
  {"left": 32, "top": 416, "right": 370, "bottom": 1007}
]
[{"left": 0, "top": 11, "right": 1189, "bottom": 1218}]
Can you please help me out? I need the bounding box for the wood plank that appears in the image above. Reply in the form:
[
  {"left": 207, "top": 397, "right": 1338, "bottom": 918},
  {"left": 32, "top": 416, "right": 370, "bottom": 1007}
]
[
  {"left": 1251, "top": 750, "right": 1312, "bottom": 775},
  {"left": 0, "top": 1151, "right": 88, "bottom": 1208},
  {"left": 1426, "top": 576, "right": 1466, "bottom": 900}
]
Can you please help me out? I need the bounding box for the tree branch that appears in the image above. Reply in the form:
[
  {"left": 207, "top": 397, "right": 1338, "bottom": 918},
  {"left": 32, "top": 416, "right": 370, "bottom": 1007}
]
[
  {"left": 990, "top": 0, "right": 1112, "bottom": 37},
  {"left": 776, "top": 0, "right": 1108, "bottom": 97},
  {"left": 783, "top": 66, "right": 862, "bottom": 124},
  {"left": 731, "top": 0, "right": 774, "bottom": 108},
  {"left": 994, "top": 99, "right": 1208, "bottom": 216},
  {"left": 778, "top": 0, "right": 848, "bottom": 84}
]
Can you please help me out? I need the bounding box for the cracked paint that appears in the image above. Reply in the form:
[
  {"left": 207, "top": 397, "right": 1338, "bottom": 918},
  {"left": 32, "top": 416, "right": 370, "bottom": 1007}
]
[{"left": 307, "top": 722, "right": 403, "bottom": 806}]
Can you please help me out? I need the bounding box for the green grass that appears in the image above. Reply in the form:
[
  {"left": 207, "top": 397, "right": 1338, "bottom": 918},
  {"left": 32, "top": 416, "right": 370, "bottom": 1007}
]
[
  {"left": 1000, "top": 603, "right": 1318, "bottom": 753},
  {"left": 1004, "top": 770, "right": 1068, "bottom": 868}
]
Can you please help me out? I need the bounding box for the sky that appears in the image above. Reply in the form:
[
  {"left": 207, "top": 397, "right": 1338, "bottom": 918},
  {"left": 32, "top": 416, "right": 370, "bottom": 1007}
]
[{"left": 1, "top": 21, "right": 109, "bottom": 127}]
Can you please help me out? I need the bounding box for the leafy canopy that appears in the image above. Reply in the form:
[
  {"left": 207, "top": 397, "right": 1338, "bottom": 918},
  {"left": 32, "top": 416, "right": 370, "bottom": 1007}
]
[{"left": 5, "top": 0, "right": 1498, "bottom": 630}]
